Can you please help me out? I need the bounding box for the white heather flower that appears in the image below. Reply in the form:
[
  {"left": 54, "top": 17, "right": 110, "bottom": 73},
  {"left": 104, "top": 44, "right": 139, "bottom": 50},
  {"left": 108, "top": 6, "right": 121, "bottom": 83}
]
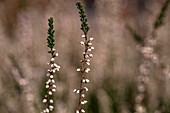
[
  {"left": 81, "top": 100, "right": 87, "bottom": 104},
  {"left": 49, "top": 99, "right": 53, "bottom": 103},
  {"left": 56, "top": 68, "right": 60, "bottom": 71},
  {"left": 52, "top": 48, "right": 56, "bottom": 51},
  {"left": 43, "top": 99, "right": 47, "bottom": 103},
  {"left": 89, "top": 37, "right": 94, "bottom": 41},
  {"left": 46, "top": 85, "right": 49, "bottom": 88},
  {"left": 88, "top": 42, "right": 92, "bottom": 46},
  {"left": 48, "top": 79, "right": 52, "bottom": 82},
  {"left": 80, "top": 41, "right": 85, "bottom": 46},
  {"left": 47, "top": 62, "right": 50, "bottom": 65},
  {"left": 51, "top": 79, "right": 55, "bottom": 83},
  {"left": 51, "top": 64, "right": 54, "bottom": 68},
  {"left": 91, "top": 46, "right": 94, "bottom": 50},
  {"left": 53, "top": 63, "right": 58, "bottom": 67},
  {"left": 86, "top": 62, "right": 90, "bottom": 65},
  {"left": 80, "top": 60, "right": 83, "bottom": 63},
  {"left": 46, "top": 81, "right": 49, "bottom": 85},
  {"left": 76, "top": 110, "right": 80, "bottom": 113},
  {"left": 86, "top": 59, "right": 90, "bottom": 62},
  {"left": 87, "top": 48, "right": 92, "bottom": 52},
  {"left": 52, "top": 69, "right": 55, "bottom": 73},
  {"left": 86, "top": 79, "right": 90, "bottom": 83},
  {"left": 45, "top": 95, "right": 47, "bottom": 98},
  {"left": 54, "top": 63, "right": 58, "bottom": 67},
  {"left": 51, "top": 58, "right": 55, "bottom": 61},
  {"left": 49, "top": 91, "right": 52, "bottom": 95},
  {"left": 84, "top": 87, "right": 88, "bottom": 91},
  {"left": 46, "top": 108, "right": 49, "bottom": 113},
  {"left": 81, "top": 94, "right": 85, "bottom": 98},
  {"left": 76, "top": 90, "right": 80, "bottom": 94},
  {"left": 55, "top": 53, "right": 59, "bottom": 57},
  {"left": 84, "top": 100, "right": 88, "bottom": 104},
  {"left": 53, "top": 84, "right": 56, "bottom": 88},
  {"left": 82, "top": 35, "right": 85, "bottom": 38},
  {"left": 81, "top": 109, "right": 85, "bottom": 112},
  {"left": 47, "top": 73, "right": 50, "bottom": 76},
  {"left": 49, "top": 105, "right": 54, "bottom": 110},
  {"left": 81, "top": 101, "right": 85, "bottom": 104},
  {"left": 85, "top": 68, "right": 90, "bottom": 73},
  {"left": 83, "top": 52, "right": 85, "bottom": 54},
  {"left": 77, "top": 68, "right": 81, "bottom": 71},
  {"left": 85, "top": 55, "right": 89, "bottom": 58},
  {"left": 43, "top": 110, "right": 46, "bottom": 113},
  {"left": 82, "top": 79, "right": 86, "bottom": 83},
  {"left": 73, "top": 89, "right": 77, "bottom": 93},
  {"left": 50, "top": 69, "right": 53, "bottom": 72},
  {"left": 89, "top": 54, "right": 93, "bottom": 58},
  {"left": 50, "top": 75, "right": 54, "bottom": 78},
  {"left": 57, "top": 65, "right": 61, "bottom": 69},
  {"left": 52, "top": 89, "right": 56, "bottom": 92}
]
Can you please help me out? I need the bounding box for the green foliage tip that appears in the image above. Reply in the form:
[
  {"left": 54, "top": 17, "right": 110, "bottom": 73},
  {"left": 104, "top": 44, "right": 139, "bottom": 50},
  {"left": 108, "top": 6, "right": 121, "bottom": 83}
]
[
  {"left": 47, "top": 17, "right": 55, "bottom": 49},
  {"left": 76, "top": 1, "right": 90, "bottom": 35},
  {"left": 154, "top": 0, "right": 170, "bottom": 29},
  {"left": 126, "top": 25, "right": 143, "bottom": 44}
]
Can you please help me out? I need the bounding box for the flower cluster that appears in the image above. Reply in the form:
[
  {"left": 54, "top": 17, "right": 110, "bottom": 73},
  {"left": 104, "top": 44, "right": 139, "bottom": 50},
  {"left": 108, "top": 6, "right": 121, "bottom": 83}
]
[
  {"left": 73, "top": 2, "right": 94, "bottom": 113},
  {"left": 42, "top": 17, "right": 60, "bottom": 113},
  {"left": 73, "top": 34, "right": 94, "bottom": 113},
  {"left": 134, "top": 1, "right": 170, "bottom": 112}
]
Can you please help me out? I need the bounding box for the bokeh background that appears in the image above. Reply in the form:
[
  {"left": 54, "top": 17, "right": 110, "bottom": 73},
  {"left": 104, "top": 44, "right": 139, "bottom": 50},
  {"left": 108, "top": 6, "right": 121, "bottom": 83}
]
[{"left": 0, "top": 0, "right": 170, "bottom": 113}]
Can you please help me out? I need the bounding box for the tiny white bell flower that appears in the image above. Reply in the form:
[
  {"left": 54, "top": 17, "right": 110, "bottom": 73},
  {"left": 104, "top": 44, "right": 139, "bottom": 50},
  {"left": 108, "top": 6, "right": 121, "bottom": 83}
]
[
  {"left": 51, "top": 58, "right": 55, "bottom": 61},
  {"left": 46, "top": 85, "right": 49, "bottom": 88},
  {"left": 55, "top": 53, "right": 59, "bottom": 56},
  {"left": 81, "top": 109, "right": 85, "bottom": 112},
  {"left": 88, "top": 43, "right": 92, "bottom": 46},
  {"left": 80, "top": 41, "right": 85, "bottom": 46},
  {"left": 73, "top": 89, "right": 77, "bottom": 93},
  {"left": 76, "top": 90, "right": 80, "bottom": 94},
  {"left": 49, "top": 99, "right": 53, "bottom": 103},
  {"left": 43, "top": 99, "right": 47, "bottom": 103},
  {"left": 89, "top": 37, "right": 94, "bottom": 41},
  {"left": 82, "top": 35, "right": 85, "bottom": 38},
  {"left": 76, "top": 110, "right": 79, "bottom": 113},
  {"left": 52, "top": 89, "right": 56, "bottom": 92},
  {"left": 81, "top": 94, "right": 85, "bottom": 98},
  {"left": 77, "top": 68, "right": 81, "bottom": 71},
  {"left": 49, "top": 91, "right": 52, "bottom": 95}
]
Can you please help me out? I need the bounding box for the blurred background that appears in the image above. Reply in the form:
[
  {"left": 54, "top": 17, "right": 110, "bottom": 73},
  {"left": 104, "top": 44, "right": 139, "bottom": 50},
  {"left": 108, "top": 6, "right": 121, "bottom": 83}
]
[{"left": 0, "top": 0, "right": 170, "bottom": 113}]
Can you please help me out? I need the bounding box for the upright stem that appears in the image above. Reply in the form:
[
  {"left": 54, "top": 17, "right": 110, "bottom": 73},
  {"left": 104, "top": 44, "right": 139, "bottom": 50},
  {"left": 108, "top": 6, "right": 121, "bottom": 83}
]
[
  {"left": 78, "top": 34, "right": 88, "bottom": 110},
  {"left": 75, "top": 2, "right": 93, "bottom": 112}
]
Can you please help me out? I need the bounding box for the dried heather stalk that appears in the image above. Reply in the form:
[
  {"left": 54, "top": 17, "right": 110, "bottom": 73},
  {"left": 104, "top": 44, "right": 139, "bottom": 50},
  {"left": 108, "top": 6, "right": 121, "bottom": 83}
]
[
  {"left": 73, "top": 1, "right": 94, "bottom": 113},
  {"left": 41, "top": 17, "right": 60, "bottom": 113}
]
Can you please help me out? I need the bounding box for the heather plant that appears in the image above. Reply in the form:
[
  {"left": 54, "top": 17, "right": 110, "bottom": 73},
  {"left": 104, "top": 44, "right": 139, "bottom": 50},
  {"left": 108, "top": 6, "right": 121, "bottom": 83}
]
[
  {"left": 127, "top": 0, "right": 170, "bottom": 112},
  {"left": 41, "top": 17, "right": 60, "bottom": 113},
  {"left": 1, "top": 1, "right": 170, "bottom": 113},
  {"left": 73, "top": 1, "right": 94, "bottom": 113}
]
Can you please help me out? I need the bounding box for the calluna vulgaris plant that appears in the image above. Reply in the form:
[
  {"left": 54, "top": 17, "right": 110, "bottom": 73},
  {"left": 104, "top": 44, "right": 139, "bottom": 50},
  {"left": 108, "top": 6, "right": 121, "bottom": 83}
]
[
  {"left": 73, "top": 1, "right": 94, "bottom": 113},
  {"left": 41, "top": 17, "right": 60, "bottom": 113},
  {"left": 130, "top": 1, "right": 170, "bottom": 113}
]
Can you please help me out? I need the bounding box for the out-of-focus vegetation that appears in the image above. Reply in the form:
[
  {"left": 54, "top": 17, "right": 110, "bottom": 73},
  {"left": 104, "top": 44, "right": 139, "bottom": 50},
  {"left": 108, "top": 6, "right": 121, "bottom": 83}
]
[{"left": 0, "top": 0, "right": 170, "bottom": 113}]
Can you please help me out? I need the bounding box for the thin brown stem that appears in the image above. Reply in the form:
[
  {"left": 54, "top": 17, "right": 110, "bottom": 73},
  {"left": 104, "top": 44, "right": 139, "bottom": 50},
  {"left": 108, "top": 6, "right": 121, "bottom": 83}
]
[{"left": 78, "top": 34, "right": 88, "bottom": 111}]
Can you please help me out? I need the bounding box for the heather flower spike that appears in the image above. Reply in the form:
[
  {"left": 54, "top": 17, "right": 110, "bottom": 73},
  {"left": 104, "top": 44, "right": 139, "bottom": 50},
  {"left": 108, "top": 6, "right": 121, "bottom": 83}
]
[
  {"left": 74, "top": 1, "right": 94, "bottom": 112},
  {"left": 134, "top": 1, "right": 170, "bottom": 113},
  {"left": 41, "top": 17, "right": 60, "bottom": 113}
]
